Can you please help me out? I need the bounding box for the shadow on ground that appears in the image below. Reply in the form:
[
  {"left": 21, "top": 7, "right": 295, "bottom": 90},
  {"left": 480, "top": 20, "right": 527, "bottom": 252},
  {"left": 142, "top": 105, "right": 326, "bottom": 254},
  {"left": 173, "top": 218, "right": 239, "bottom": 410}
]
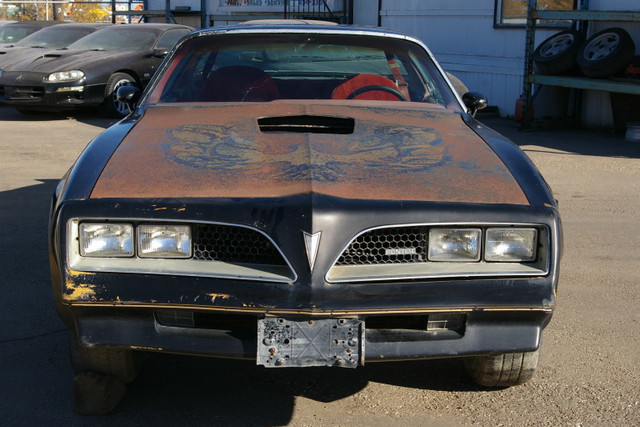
[{"left": 479, "top": 115, "right": 640, "bottom": 159}]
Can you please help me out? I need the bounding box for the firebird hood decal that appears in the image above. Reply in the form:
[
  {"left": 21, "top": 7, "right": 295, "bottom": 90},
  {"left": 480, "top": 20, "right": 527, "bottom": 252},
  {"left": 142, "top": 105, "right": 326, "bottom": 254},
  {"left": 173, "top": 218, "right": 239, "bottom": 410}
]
[{"left": 90, "top": 103, "right": 529, "bottom": 204}]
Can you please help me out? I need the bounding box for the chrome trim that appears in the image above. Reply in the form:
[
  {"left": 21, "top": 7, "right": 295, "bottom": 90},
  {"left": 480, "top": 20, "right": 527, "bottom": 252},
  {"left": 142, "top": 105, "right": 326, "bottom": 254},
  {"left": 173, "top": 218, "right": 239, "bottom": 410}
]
[
  {"left": 303, "top": 231, "right": 321, "bottom": 271},
  {"left": 67, "top": 218, "right": 297, "bottom": 284},
  {"left": 326, "top": 222, "right": 552, "bottom": 284}
]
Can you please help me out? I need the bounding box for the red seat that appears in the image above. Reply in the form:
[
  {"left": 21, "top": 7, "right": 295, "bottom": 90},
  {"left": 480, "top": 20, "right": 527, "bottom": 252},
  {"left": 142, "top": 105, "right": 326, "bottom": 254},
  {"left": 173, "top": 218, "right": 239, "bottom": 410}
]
[
  {"left": 331, "top": 74, "right": 405, "bottom": 101},
  {"left": 202, "top": 66, "right": 279, "bottom": 102}
]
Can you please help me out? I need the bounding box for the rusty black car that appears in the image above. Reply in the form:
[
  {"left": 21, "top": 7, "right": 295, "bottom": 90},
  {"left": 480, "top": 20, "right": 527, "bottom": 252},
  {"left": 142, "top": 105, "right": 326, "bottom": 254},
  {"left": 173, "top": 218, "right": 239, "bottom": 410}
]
[{"left": 48, "top": 20, "right": 562, "bottom": 414}]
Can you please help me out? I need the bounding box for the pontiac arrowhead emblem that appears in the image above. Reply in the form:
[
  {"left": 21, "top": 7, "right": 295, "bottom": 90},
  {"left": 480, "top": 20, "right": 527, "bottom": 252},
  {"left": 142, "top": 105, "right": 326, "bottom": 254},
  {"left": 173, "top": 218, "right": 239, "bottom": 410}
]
[{"left": 303, "top": 231, "right": 321, "bottom": 271}]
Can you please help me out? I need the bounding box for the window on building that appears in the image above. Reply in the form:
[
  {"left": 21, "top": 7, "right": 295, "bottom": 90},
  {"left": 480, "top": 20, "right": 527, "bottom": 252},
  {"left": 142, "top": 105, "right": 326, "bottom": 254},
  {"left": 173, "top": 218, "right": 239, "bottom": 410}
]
[{"left": 494, "top": 0, "right": 576, "bottom": 28}]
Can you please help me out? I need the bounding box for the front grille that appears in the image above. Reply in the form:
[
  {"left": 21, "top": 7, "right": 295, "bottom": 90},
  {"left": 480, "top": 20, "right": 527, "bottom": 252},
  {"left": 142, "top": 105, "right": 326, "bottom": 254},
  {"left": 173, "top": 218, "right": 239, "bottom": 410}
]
[
  {"left": 3, "top": 85, "right": 44, "bottom": 100},
  {"left": 336, "top": 226, "right": 428, "bottom": 265},
  {"left": 193, "top": 224, "right": 287, "bottom": 266}
]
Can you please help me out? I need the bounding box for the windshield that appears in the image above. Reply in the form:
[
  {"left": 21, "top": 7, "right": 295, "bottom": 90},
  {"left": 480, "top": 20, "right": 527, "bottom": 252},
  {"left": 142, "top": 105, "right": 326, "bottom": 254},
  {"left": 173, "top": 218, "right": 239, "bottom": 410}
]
[
  {"left": 67, "top": 28, "right": 158, "bottom": 51},
  {"left": 0, "top": 25, "right": 37, "bottom": 43},
  {"left": 148, "top": 33, "right": 460, "bottom": 109},
  {"left": 14, "top": 27, "right": 99, "bottom": 48}
]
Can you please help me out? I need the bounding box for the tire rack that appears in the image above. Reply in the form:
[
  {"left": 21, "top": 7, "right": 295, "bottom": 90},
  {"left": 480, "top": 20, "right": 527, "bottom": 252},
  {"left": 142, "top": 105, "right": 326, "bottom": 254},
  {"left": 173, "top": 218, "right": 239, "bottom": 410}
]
[{"left": 521, "top": 0, "right": 640, "bottom": 129}]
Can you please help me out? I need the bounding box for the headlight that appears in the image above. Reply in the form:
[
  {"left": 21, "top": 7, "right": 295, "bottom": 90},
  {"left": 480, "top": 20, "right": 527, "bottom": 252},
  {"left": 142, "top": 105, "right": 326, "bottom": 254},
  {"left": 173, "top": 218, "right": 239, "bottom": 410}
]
[
  {"left": 485, "top": 228, "right": 537, "bottom": 262},
  {"left": 137, "top": 225, "right": 191, "bottom": 258},
  {"left": 45, "top": 70, "right": 85, "bottom": 82},
  {"left": 79, "top": 223, "right": 133, "bottom": 257},
  {"left": 428, "top": 228, "right": 481, "bottom": 261}
]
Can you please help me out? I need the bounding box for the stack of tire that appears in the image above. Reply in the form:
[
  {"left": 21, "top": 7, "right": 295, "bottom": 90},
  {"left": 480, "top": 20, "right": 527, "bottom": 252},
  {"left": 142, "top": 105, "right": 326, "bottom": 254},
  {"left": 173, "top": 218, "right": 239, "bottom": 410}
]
[{"left": 534, "top": 27, "right": 636, "bottom": 78}]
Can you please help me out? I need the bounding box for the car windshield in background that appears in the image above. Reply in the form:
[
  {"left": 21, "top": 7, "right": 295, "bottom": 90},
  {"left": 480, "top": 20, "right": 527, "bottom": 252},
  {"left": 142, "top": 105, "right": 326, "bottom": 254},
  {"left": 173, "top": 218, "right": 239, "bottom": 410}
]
[
  {"left": 67, "top": 28, "right": 158, "bottom": 51},
  {"left": 151, "top": 33, "right": 459, "bottom": 108},
  {"left": 13, "top": 26, "right": 101, "bottom": 48},
  {"left": 0, "top": 25, "right": 34, "bottom": 43}
]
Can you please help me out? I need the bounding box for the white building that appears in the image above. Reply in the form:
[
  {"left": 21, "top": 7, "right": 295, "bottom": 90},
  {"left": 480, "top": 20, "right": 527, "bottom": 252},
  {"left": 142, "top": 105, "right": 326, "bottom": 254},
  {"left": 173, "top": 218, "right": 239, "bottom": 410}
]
[{"left": 147, "top": 0, "right": 640, "bottom": 129}]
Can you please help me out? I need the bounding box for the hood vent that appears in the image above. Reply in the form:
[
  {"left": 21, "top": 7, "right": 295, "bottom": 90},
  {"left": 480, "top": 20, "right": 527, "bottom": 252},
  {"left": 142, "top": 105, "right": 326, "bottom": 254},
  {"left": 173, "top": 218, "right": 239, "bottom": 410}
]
[{"left": 258, "top": 115, "right": 354, "bottom": 134}]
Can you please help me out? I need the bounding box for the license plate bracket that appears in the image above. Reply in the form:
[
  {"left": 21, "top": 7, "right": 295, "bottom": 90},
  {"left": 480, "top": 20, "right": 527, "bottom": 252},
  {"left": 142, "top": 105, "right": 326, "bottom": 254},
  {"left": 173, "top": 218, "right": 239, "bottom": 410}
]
[{"left": 257, "top": 318, "right": 364, "bottom": 368}]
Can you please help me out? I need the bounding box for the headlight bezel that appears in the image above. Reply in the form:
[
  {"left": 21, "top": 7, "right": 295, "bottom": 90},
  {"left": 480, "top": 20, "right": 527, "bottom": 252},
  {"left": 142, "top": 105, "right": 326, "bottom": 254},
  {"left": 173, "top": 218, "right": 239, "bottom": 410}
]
[
  {"left": 75, "top": 221, "right": 192, "bottom": 260},
  {"left": 327, "top": 222, "right": 550, "bottom": 284}
]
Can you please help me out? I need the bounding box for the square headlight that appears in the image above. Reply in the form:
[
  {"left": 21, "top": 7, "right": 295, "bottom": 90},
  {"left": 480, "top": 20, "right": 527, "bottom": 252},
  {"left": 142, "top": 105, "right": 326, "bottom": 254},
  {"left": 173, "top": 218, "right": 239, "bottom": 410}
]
[
  {"left": 428, "top": 228, "right": 481, "bottom": 262},
  {"left": 79, "top": 223, "right": 133, "bottom": 257},
  {"left": 137, "top": 225, "right": 191, "bottom": 259},
  {"left": 485, "top": 228, "right": 537, "bottom": 262}
]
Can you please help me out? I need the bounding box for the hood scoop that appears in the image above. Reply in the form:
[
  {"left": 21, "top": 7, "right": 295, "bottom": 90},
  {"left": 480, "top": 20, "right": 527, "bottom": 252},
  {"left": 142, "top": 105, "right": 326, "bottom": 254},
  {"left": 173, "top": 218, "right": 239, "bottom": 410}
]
[
  {"left": 258, "top": 115, "right": 354, "bottom": 134},
  {"left": 42, "top": 53, "right": 63, "bottom": 58}
]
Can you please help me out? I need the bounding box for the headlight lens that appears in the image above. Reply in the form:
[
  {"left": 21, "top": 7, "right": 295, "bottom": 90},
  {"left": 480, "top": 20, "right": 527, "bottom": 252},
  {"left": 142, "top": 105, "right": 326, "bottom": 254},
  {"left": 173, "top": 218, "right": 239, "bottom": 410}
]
[
  {"left": 137, "top": 225, "right": 191, "bottom": 258},
  {"left": 79, "top": 223, "right": 133, "bottom": 257},
  {"left": 428, "top": 228, "right": 481, "bottom": 261},
  {"left": 45, "top": 70, "right": 85, "bottom": 82},
  {"left": 485, "top": 228, "right": 537, "bottom": 262}
]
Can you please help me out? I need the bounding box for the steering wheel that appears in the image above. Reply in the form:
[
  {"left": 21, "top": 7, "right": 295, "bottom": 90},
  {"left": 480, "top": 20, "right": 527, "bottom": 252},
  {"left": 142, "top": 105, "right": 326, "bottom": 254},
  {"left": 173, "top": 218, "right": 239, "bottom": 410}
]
[{"left": 345, "top": 85, "right": 407, "bottom": 101}]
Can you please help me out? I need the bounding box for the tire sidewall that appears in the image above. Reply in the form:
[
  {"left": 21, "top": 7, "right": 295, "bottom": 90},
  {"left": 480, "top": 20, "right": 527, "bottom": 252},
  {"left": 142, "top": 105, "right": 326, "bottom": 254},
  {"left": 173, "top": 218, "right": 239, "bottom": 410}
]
[
  {"left": 533, "top": 29, "right": 584, "bottom": 75},
  {"left": 577, "top": 27, "right": 636, "bottom": 78}
]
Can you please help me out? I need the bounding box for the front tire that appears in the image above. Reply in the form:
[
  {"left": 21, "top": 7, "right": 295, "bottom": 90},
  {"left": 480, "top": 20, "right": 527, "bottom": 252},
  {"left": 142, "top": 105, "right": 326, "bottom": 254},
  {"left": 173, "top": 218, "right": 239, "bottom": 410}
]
[
  {"left": 69, "top": 332, "right": 140, "bottom": 384},
  {"left": 100, "top": 72, "right": 138, "bottom": 118},
  {"left": 465, "top": 349, "right": 539, "bottom": 387}
]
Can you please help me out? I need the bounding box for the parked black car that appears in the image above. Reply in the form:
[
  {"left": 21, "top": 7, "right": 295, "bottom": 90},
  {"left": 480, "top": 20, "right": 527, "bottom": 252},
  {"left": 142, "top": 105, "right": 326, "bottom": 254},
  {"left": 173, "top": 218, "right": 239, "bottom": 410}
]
[
  {"left": 0, "top": 23, "right": 112, "bottom": 60},
  {"left": 0, "top": 20, "right": 60, "bottom": 43},
  {"left": 48, "top": 21, "right": 562, "bottom": 414},
  {"left": 0, "top": 23, "right": 193, "bottom": 116}
]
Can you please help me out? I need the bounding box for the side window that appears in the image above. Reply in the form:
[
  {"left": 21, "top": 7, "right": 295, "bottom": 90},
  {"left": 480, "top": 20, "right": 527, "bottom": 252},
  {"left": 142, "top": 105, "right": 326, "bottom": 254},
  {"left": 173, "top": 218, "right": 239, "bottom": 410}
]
[{"left": 156, "top": 29, "right": 191, "bottom": 51}]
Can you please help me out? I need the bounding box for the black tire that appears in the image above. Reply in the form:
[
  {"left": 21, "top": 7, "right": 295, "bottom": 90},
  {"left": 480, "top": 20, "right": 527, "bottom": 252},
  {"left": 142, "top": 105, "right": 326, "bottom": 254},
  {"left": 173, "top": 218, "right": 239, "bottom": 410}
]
[
  {"left": 533, "top": 29, "right": 585, "bottom": 75},
  {"left": 465, "top": 349, "right": 539, "bottom": 387},
  {"left": 69, "top": 332, "right": 140, "bottom": 384},
  {"left": 577, "top": 27, "right": 636, "bottom": 78},
  {"left": 100, "top": 72, "right": 138, "bottom": 118}
]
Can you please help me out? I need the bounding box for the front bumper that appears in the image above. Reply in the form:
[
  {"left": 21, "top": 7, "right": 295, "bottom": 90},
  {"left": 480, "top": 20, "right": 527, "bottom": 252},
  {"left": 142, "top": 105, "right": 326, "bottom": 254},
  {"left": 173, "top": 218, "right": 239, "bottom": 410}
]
[
  {"left": 72, "top": 305, "right": 551, "bottom": 364},
  {"left": 0, "top": 72, "right": 106, "bottom": 109}
]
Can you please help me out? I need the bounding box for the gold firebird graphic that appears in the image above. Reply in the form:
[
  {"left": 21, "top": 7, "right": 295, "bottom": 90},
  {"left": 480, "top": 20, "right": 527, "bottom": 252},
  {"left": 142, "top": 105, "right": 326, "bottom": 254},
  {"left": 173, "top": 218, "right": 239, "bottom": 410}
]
[{"left": 165, "top": 122, "right": 448, "bottom": 183}]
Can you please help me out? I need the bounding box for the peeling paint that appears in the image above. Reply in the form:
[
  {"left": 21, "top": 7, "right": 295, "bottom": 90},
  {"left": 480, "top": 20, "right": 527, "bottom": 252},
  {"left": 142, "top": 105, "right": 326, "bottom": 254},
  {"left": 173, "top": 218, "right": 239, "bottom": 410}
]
[
  {"left": 208, "top": 293, "right": 232, "bottom": 303},
  {"left": 64, "top": 281, "right": 97, "bottom": 301}
]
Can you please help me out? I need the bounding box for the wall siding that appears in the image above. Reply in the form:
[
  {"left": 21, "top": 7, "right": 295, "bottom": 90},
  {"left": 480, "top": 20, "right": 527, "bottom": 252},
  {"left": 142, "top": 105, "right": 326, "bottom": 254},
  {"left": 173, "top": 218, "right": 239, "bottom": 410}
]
[
  {"left": 378, "top": 0, "right": 639, "bottom": 126},
  {"left": 379, "top": 1, "right": 558, "bottom": 118}
]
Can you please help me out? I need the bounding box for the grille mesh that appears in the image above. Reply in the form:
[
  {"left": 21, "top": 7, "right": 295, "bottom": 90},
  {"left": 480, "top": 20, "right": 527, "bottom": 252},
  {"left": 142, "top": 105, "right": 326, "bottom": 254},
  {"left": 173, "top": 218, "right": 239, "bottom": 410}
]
[
  {"left": 192, "top": 224, "right": 286, "bottom": 266},
  {"left": 336, "top": 226, "right": 428, "bottom": 265}
]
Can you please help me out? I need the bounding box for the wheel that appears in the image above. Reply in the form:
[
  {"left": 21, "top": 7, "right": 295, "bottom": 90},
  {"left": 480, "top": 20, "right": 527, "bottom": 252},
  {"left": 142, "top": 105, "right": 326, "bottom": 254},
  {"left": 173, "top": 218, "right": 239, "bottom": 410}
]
[
  {"left": 465, "top": 349, "right": 539, "bottom": 387},
  {"left": 577, "top": 27, "right": 636, "bottom": 78},
  {"left": 533, "top": 29, "right": 585, "bottom": 75},
  {"left": 345, "top": 85, "right": 407, "bottom": 101},
  {"left": 69, "top": 332, "right": 140, "bottom": 384},
  {"left": 100, "top": 72, "right": 138, "bottom": 118}
]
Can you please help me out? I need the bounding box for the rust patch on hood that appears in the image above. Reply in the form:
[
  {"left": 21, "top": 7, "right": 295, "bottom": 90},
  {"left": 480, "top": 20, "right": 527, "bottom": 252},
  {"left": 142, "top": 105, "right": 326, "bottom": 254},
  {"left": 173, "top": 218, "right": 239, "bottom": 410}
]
[{"left": 90, "top": 102, "right": 528, "bottom": 205}]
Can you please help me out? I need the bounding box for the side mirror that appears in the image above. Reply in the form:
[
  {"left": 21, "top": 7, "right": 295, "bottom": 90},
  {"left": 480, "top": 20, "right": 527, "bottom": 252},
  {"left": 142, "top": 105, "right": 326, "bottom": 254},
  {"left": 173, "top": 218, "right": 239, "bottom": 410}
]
[
  {"left": 462, "top": 92, "right": 488, "bottom": 117},
  {"left": 152, "top": 48, "right": 169, "bottom": 58},
  {"left": 116, "top": 85, "right": 141, "bottom": 113}
]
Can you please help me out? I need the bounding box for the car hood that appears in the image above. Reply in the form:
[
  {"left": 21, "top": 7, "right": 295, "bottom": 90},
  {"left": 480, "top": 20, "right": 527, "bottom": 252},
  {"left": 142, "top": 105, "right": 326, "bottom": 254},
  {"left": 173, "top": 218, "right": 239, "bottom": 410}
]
[
  {"left": 90, "top": 102, "right": 529, "bottom": 205},
  {"left": 0, "top": 48, "right": 136, "bottom": 72}
]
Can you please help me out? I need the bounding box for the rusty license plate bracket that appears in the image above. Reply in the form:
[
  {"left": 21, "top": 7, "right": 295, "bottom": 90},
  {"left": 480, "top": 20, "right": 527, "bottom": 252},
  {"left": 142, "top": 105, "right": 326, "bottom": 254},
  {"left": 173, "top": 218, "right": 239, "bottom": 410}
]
[{"left": 257, "top": 318, "right": 364, "bottom": 368}]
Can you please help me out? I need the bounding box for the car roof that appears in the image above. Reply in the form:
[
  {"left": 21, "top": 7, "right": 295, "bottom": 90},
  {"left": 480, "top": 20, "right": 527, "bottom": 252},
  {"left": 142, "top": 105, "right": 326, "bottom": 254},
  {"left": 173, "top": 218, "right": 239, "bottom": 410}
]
[
  {"left": 107, "top": 23, "right": 194, "bottom": 31},
  {"left": 195, "top": 20, "right": 412, "bottom": 40},
  {"left": 3, "top": 20, "right": 62, "bottom": 29}
]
